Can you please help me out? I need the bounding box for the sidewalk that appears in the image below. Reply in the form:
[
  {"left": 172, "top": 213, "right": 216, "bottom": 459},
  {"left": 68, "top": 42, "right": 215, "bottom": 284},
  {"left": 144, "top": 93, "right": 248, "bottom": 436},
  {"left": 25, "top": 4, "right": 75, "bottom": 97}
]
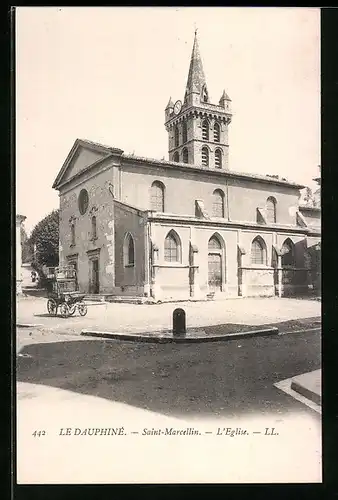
[{"left": 291, "top": 370, "right": 321, "bottom": 406}]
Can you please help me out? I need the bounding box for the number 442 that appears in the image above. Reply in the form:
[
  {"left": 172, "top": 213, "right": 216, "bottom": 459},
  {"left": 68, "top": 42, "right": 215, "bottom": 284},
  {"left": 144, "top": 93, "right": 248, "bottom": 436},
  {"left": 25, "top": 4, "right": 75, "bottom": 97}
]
[{"left": 32, "top": 430, "right": 46, "bottom": 437}]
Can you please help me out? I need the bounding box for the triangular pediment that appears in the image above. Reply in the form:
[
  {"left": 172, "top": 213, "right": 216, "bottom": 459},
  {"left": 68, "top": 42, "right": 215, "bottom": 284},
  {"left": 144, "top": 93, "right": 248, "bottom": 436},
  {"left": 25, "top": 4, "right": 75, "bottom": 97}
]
[{"left": 52, "top": 139, "right": 121, "bottom": 189}]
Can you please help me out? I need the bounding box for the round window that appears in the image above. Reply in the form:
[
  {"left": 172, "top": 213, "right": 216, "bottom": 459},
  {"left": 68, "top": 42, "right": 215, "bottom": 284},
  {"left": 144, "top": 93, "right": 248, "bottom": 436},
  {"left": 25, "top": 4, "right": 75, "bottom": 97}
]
[{"left": 78, "top": 189, "right": 89, "bottom": 215}]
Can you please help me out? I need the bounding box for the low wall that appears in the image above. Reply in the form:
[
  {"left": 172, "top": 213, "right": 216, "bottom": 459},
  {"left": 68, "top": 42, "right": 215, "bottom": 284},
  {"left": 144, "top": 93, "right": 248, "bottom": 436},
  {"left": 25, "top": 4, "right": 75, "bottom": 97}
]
[{"left": 240, "top": 267, "right": 275, "bottom": 297}]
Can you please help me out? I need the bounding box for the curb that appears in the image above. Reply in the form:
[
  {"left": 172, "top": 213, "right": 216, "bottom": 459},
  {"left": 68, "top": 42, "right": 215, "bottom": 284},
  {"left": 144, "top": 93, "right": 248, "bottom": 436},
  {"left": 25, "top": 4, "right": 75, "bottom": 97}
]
[
  {"left": 17, "top": 323, "right": 44, "bottom": 328},
  {"left": 290, "top": 380, "right": 321, "bottom": 406},
  {"left": 80, "top": 327, "right": 279, "bottom": 343},
  {"left": 278, "top": 326, "right": 321, "bottom": 336}
]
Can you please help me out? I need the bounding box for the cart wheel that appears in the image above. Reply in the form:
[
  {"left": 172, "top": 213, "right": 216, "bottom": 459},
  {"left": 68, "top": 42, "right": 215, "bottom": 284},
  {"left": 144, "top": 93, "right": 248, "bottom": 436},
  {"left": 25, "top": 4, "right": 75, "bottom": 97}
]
[
  {"left": 47, "top": 299, "right": 57, "bottom": 316},
  {"left": 59, "top": 303, "right": 70, "bottom": 318},
  {"left": 68, "top": 305, "right": 76, "bottom": 316},
  {"left": 78, "top": 301, "right": 88, "bottom": 317}
]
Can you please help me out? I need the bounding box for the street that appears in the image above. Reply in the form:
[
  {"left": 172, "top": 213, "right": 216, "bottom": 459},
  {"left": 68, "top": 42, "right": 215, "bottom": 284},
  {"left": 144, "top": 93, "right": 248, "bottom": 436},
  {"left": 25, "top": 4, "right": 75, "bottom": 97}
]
[{"left": 17, "top": 328, "right": 320, "bottom": 419}]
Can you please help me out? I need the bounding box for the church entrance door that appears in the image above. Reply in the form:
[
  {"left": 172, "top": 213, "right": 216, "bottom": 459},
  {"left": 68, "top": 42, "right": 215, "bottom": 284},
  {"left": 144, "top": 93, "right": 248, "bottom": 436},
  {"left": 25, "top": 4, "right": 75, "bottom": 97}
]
[
  {"left": 91, "top": 259, "right": 100, "bottom": 294},
  {"left": 208, "top": 253, "right": 222, "bottom": 292}
]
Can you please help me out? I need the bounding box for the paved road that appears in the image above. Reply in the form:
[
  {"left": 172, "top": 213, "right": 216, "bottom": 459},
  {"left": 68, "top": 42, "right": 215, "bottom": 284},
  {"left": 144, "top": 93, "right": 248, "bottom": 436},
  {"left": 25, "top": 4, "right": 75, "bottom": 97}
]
[
  {"left": 16, "top": 327, "right": 322, "bottom": 484},
  {"left": 17, "top": 327, "right": 321, "bottom": 419}
]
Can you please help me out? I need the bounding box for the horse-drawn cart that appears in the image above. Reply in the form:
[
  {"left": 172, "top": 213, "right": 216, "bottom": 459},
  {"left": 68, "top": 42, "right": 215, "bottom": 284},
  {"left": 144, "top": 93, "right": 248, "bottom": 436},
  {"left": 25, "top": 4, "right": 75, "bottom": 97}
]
[{"left": 46, "top": 265, "right": 87, "bottom": 318}]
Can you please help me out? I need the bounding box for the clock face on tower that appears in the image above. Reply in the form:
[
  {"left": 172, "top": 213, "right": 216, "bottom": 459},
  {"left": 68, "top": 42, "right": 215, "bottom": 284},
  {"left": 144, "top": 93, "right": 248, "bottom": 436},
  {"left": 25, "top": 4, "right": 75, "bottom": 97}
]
[{"left": 173, "top": 100, "right": 182, "bottom": 115}]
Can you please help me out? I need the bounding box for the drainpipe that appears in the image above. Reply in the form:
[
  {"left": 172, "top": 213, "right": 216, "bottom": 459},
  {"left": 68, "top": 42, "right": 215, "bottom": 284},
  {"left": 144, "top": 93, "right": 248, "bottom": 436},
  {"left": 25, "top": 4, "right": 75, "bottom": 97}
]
[
  {"left": 277, "top": 254, "right": 282, "bottom": 298},
  {"left": 144, "top": 217, "right": 150, "bottom": 297},
  {"left": 225, "top": 179, "right": 230, "bottom": 221}
]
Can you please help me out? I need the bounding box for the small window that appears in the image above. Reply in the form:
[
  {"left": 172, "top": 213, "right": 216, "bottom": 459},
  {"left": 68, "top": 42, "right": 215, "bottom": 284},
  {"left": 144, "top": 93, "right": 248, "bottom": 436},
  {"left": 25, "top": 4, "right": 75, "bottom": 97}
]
[
  {"left": 251, "top": 237, "right": 267, "bottom": 265},
  {"left": 202, "top": 147, "right": 209, "bottom": 167},
  {"left": 70, "top": 223, "right": 75, "bottom": 246},
  {"left": 91, "top": 216, "right": 97, "bottom": 239},
  {"left": 151, "top": 181, "right": 165, "bottom": 211},
  {"left": 215, "top": 149, "right": 222, "bottom": 169},
  {"left": 266, "top": 197, "right": 277, "bottom": 223},
  {"left": 164, "top": 230, "right": 181, "bottom": 262},
  {"left": 202, "top": 86, "right": 208, "bottom": 103},
  {"left": 78, "top": 189, "right": 89, "bottom": 215},
  {"left": 182, "top": 121, "right": 188, "bottom": 143},
  {"left": 182, "top": 148, "right": 189, "bottom": 164},
  {"left": 173, "top": 152, "right": 179, "bottom": 163},
  {"left": 174, "top": 126, "right": 179, "bottom": 148},
  {"left": 202, "top": 120, "right": 209, "bottom": 141},
  {"left": 124, "top": 233, "right": 135, "bottom": 267},
  {"left": 212, "top": 189, "right": 225, "bottom": 217},
  {"left": 214, "top": 122, "right": 220, "bottom": 142}
]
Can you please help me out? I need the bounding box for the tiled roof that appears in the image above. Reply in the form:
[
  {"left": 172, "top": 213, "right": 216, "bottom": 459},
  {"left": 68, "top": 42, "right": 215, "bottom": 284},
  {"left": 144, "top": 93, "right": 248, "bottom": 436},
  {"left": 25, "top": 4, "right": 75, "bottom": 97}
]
[{"left": 64, "top": 138, "right": 305, "bottom": 189}]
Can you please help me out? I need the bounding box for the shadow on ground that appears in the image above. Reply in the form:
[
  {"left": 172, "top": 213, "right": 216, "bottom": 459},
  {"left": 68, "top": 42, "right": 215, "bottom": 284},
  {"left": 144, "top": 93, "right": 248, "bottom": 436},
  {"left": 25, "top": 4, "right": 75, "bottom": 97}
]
[{"left": 16, "top": 320, "right": 321, "bottom": 419}]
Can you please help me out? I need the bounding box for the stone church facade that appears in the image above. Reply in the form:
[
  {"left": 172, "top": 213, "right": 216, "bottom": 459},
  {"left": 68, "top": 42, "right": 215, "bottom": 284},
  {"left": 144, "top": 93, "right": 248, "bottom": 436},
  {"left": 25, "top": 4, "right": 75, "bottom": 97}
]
[{"left": 53, "top": 33, "right": 321, "bottom": 302}]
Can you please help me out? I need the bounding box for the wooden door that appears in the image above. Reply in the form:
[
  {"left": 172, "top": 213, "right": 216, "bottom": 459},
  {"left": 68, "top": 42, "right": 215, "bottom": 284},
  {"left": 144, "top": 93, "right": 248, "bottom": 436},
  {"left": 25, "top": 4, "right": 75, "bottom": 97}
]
[
  {"left": 208, "top": 253, "right": 222, "bottom": 292},
  {"left": 92, "top": 259, "right": 100, "bottom": 294}
]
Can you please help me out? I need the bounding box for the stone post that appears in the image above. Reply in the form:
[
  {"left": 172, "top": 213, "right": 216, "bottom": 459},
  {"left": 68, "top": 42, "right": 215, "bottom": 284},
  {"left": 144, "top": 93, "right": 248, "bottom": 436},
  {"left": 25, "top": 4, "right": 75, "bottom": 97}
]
[
  {"left": 16, "top": 214, "right": 26, "bottom": 295},
  {"left": 173, "top": 308, "right": 186, "bottom": 336}
]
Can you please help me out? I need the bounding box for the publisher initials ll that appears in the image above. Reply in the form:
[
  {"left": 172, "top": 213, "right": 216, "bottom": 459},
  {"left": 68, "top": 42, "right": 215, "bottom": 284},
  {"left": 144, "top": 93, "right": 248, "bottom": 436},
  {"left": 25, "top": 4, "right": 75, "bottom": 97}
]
[{"left": 264, "top": 427, "right": 278, "bottom": 436}]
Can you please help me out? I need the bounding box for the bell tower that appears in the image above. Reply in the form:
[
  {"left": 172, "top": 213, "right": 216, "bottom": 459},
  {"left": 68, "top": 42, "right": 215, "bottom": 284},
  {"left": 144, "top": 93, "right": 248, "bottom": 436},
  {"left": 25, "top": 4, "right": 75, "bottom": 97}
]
[{"left": 165, "top": 31, "right": 232, "bottom": 170}]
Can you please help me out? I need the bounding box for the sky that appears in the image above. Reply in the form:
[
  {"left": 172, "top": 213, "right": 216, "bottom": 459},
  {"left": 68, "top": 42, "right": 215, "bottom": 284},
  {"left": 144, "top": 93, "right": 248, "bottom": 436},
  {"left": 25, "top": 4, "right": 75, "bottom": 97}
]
[{"left": 16, "top": 7, "right": 320, "bottom": 234}]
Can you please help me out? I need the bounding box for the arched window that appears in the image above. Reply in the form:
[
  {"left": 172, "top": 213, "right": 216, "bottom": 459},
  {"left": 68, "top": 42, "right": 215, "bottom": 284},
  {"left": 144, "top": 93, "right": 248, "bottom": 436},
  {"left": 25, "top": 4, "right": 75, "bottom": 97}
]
[
  {"left": 281, "top": 238, "right": 295, "bottom": 267},
  {"left": 70, "top": 223, "right": 75, "bottom": 246},
  {"left": 91, "top": 216, "right": 97, "bottom": 239},
  {"left": 150, "top": 181, "right": 165, "bottom": 212},
  {"left": 173, "top": 152, "right": 179, "bottom": 163},
  {"left": 212, "top": 189, "right": 225, "bottom": 217},
  {"left": 251, "top": 236, "right": 267, "bottom": 265},
  {"left": 214, "top": 122, "right": 220, "bottom": 142},
  {"left": 215, "top": 149, "right": 222, "bottom": 169},
  {"left": 202, "top": 147, "right": 209, "bottom": 167},
  {"left": 164, "top": 230, "right": 181, "bottom": 262},
  {"left": 174, "top": 126, "right": 179, "bottom": 148},
  {"left": 182, "top": 148, "right": 189, "bottom": 164},
  {"left": 182, "top": 121, "right": 188, "bottom": 143},
  {"left": 202, "top": 120, "right": 209, "bottom": 141},
  {"left": 208, "top": 234, "right": 222, "bottom": 250},
  {"left": 124, "top": 233, "right": 135, "bottom": 267},
  {"left": 266, "top": 197, "right": 277, "bottom": 223}
]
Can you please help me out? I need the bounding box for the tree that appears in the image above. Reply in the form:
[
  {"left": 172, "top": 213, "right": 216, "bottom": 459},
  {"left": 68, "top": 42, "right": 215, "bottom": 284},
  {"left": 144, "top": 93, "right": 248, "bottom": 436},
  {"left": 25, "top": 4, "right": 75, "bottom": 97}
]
[
  {"left": 21, "top": 225, "right": 33, "bottom": 263},
  {"left": 302, "top": 187, "right": 315, "bottom": 207},
  {"left": 30, "top": 209, "right": 59, "bottom": 269}
]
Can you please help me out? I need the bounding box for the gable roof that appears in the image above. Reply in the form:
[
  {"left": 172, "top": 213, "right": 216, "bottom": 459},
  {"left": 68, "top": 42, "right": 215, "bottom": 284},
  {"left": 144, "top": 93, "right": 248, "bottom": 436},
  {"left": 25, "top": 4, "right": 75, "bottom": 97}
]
[
  {"left": 52, "top": 137, "right": 305, "bottom": 191},
  {"left": 52, "top": 138, "right": 123, "bottom": 189}
]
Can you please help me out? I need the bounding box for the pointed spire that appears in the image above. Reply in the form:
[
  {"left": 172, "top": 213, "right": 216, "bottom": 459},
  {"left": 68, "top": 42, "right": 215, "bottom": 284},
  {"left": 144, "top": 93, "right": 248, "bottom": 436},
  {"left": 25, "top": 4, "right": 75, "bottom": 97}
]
[
  {"left": 220, "top": 89, "right": 231, "bottom": 102},
  {"left": 185, "top": 31, "right": 207, "bottom": 97},
  {"left": 165, "top": 96, "right": 174, "bottom": 110}
]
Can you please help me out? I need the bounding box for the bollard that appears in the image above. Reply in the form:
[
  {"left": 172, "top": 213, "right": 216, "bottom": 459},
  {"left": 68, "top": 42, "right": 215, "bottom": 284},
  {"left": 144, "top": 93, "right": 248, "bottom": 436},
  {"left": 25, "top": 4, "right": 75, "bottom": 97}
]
[{"left": 173, "top": 308, "right": 186, "bottom": 336}]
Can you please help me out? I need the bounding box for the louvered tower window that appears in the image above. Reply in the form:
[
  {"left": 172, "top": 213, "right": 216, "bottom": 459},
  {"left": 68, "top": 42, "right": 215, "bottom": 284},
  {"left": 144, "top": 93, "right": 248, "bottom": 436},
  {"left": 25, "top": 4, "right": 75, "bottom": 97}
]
[
  {"left": 215, "top": 149, "right": 222, "bottom": 169},
  {"left": 202, "top": 147, "right": 209, "bottom": 167},
  {"left": 202, "top": 120, "right": 209, "bottom": 141},
  {"left": 174, "top": 126, "right": 179, "bottom": 148},
  {"left": 214, "top": 122, "right": 220, "bottom": 142},
  {"left": 182, "top": 121, "right": 188, "bottom": 143}
]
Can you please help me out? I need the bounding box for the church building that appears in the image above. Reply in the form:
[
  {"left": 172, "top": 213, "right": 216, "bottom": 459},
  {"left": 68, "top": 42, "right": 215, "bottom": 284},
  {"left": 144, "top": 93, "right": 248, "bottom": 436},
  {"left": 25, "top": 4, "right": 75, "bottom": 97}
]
[{"left": 52, "top": 32, "right": 321, "bottom": 302}]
